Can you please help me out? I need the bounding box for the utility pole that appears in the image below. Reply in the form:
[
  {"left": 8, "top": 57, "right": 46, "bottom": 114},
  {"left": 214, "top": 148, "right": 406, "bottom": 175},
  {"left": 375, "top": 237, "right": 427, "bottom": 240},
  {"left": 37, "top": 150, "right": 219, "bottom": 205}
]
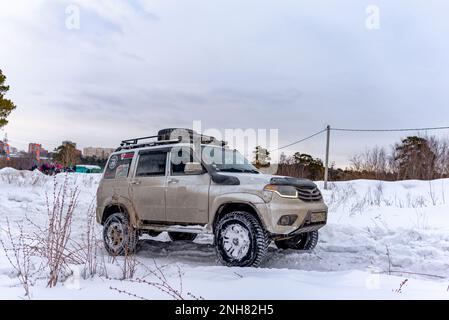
[{"left": 324, "top": 125, "right": 330, "bottom": 190}]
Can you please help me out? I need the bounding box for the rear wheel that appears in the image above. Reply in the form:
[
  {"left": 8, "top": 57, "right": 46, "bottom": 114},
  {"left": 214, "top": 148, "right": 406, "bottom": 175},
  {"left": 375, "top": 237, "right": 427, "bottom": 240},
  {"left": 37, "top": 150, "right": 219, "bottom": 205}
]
[
  {"left": 215, "top": 211, "right": 269, "bottom": 267},
  {"left": 275, "top": 230, "right": 319, "bottom": 250},
  {"left": 168, "top": 232, "right": 197, "bottom": 241},
  {"left": 103, "top": 212, "right": 138, "bottom": 255}
]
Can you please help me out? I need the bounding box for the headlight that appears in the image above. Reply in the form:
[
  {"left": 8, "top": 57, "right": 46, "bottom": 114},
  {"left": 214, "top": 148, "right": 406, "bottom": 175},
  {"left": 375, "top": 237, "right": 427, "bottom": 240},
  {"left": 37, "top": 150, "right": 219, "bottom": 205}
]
[{"left": 263, "top": 184, "right": 298, "bottom": 199}]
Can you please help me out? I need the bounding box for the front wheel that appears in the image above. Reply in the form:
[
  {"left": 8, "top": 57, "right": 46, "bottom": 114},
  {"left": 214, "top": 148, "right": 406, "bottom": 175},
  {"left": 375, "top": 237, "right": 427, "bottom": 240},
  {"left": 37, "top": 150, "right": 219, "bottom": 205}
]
[
  {"left": 103, "top": 212, "right": 138, "bottom": 256},
  {"left": 215, "top": 211, "right": 269, "bottom": 267},
  {"left": 275, "top": 230, "right": 319, "bottom": 250}
]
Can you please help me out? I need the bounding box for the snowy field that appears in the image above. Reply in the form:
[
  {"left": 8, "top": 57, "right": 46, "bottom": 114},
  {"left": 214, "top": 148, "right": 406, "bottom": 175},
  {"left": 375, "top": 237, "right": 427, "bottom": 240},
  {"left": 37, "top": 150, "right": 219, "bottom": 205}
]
[{"left": 0, "top": 168, "right": 448, "bottom": 299}]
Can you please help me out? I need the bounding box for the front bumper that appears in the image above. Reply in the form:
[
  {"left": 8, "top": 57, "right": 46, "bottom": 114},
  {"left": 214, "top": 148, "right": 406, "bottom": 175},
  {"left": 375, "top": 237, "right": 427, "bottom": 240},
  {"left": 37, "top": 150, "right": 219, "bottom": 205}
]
[
  {"left": 270, "top": 219, "right": 326, "bottom": 240},
  {"left": 255, "top": 193, "right": 328, "bottom": 236}
]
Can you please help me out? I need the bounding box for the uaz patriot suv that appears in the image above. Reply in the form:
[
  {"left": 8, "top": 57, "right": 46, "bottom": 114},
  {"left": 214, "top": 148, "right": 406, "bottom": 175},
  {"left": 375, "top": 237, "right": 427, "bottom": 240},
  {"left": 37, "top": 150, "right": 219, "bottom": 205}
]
[{"left": 96, "top": 128, "right": 328, "bottom": 267}]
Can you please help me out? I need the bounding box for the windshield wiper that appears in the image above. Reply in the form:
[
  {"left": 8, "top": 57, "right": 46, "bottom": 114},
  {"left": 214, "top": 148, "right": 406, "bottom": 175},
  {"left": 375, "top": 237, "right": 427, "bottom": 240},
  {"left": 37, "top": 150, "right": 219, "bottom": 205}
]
[
  {"left": 218, "top": 168, "right": 244, "bottom": 172},
  {"left": 244, "top": 169, "right": 260, "bottom": 174},
  {"left": 219, "top": 168, "right": 259, "bottom": 174}
]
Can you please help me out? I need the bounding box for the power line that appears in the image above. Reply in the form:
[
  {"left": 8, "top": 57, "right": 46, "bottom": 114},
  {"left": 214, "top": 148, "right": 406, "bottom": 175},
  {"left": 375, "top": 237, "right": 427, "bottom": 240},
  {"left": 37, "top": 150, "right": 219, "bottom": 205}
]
[
  {"left": 272, "top": 128, "right": 327, "bottom": 151},
  {"left": 272, "top": 124, "right": 449, "bottom": 152},
  {"left": 331, "top": 125, "right": 449, "bottom": 132}
]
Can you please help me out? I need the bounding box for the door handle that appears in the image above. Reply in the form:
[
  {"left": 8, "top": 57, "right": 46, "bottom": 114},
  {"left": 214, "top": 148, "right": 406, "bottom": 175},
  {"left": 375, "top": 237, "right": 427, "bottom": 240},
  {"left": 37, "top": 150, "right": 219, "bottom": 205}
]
[
  {"left": 168, "top": 178, "right": 179, "bottom": 184},
  {"left": 131, "top": 180, "right": 141, "bottom": 185}
]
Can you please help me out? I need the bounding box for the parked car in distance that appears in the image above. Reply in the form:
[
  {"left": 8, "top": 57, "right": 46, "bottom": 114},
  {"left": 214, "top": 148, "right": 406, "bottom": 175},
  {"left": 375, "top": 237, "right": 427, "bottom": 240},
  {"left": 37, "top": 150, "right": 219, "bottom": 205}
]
[{"left": 76, "top": 164, "right": 102, "bottom": 174}]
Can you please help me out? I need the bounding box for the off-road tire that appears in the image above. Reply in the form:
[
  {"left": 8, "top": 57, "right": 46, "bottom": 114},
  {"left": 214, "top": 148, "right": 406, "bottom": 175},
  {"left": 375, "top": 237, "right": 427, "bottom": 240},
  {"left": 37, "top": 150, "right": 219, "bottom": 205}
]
[
  {"left": 103, "top": 212, "right": 138, "bottom": 256},
  {"left": 168, "top": 232, "right": 197, "bottom": 241},
  {"left": 215, "top": 211, "right": 269, "bottom": 267},
  {"left": 275, "top": 230, "right": 319, "bottom": 250}
]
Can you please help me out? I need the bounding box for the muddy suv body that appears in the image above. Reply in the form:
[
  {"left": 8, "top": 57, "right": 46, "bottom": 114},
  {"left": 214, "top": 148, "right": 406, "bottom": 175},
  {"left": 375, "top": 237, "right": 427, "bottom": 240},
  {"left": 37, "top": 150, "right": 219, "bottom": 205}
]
[{"left": 96, "top": 129, "right": 328, "bottom": 267}]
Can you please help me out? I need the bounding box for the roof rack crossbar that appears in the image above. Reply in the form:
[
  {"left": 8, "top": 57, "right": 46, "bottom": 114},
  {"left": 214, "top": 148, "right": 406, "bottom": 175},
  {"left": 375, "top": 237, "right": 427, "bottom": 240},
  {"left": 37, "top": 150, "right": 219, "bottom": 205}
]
[
  {"left": 116, "top": 138, "right": 181, "bottom": 152},
  {"left": 121, "top": 135, "right": 158, "bottom": 146}
]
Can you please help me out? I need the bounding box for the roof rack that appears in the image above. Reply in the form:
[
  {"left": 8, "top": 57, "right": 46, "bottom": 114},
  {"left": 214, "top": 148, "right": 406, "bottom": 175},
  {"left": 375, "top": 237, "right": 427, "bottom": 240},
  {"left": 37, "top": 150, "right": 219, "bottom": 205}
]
[
  {"left": 158, "top": 128, "right": 227, "bottom": 146},
  {"left": 115, "top": 128, "right": 227, "bottom": 152}
]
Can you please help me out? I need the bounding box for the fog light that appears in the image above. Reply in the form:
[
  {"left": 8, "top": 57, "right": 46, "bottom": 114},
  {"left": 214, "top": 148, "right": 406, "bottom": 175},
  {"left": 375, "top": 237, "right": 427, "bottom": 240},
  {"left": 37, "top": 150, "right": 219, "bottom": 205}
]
[{"left": 278, "top": 214, "right": 298, "bottom": 226}]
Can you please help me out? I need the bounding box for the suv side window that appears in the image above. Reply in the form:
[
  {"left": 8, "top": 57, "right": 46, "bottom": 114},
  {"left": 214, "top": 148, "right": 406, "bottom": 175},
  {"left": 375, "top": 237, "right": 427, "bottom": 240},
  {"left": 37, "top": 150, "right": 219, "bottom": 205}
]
[
  {"left": 170, "top": 147, "right": 193, "bottom": 175},
  {"left": 136, "top": 151, "right": 167, "bottom": 177},
  {"left": 170, "top": 147, "right": 204, "bottom": 175},
  {"left": 104, "top": 152, "right": 134, "bottom": 179}
]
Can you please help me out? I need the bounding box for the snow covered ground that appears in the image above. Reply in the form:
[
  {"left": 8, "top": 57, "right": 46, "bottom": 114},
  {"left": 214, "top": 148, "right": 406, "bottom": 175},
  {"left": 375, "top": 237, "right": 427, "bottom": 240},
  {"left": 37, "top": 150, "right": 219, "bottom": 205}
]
[{"left": 0, "top": 168, "right": 448, "bottom": 299}]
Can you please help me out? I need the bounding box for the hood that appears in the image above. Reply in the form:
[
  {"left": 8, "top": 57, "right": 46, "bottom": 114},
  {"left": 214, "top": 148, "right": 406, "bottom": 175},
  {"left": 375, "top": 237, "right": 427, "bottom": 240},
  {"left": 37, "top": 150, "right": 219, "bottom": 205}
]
[{"left": 213, "top": 172, "right": 317, "bottom": 188}]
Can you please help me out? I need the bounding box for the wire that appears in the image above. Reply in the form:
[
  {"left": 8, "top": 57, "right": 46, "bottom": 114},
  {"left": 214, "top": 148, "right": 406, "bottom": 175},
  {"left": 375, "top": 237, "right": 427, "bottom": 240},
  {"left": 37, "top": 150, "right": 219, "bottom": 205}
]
[
  {"left": 331, "top": 126, "right": 449, "bottom": 132},
  {"left": 270, "top": 124, "right": 449, "bottom": 153},
  {"left": 271, "top": 128, "right": 327, "bottom": 151}
]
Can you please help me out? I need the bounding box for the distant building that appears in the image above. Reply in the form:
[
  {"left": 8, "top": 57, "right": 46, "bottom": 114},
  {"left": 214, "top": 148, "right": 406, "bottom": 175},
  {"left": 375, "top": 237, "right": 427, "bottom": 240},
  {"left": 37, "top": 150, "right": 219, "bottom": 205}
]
[
  {"left": 28, "top": 143, "right": 41, "bottom": 155},
  {"left": 28, "top": 143, "right": 49, "bottom": 158},
  {"left": 10, "top": 147, "right": 18, "bottom": 155},
  {"left": 83, "top": 147, "right": 115, "bottom": 159}
]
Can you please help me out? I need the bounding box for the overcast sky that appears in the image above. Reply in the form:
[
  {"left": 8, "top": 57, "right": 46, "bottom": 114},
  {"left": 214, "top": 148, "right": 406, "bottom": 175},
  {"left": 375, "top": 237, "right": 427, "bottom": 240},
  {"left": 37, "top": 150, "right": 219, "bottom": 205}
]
[{"left": 1, "top": 0, "right": 449, "bottom": 166}]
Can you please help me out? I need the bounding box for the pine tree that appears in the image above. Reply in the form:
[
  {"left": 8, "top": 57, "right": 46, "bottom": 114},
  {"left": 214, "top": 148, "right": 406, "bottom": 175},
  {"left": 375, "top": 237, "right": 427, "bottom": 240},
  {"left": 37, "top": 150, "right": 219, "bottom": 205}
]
[
  {"left": 394, "top": 136, "right": 436, "bottom": 180},
  {"left": 0, "top": 69, "right": 17, "bottom": 129},
  {"left": 293, "top": 152, "right": 324, "bottom": 180}
]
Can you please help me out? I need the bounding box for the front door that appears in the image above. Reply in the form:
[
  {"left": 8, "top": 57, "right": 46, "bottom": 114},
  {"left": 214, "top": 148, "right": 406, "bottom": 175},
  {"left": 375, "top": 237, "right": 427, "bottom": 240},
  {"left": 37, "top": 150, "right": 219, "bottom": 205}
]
[
  {"left": 130, "top": 149, "right": 168, "bottom": 222},
  {"left": 165, "top": 148, "right": 210, "bottom": 224}
]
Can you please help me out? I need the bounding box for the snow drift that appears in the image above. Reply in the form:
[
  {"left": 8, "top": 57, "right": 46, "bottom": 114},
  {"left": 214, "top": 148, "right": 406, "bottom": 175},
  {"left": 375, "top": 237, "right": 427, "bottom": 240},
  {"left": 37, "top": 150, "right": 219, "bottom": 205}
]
[{"left": 0, "top": 168, "right": 448, "bottom": 299}]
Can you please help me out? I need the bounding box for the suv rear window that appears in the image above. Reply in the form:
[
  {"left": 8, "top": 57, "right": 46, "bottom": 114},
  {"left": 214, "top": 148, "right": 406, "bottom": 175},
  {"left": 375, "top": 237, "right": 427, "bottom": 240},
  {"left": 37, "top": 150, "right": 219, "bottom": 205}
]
[
  {"left": 136, "top": 151, "right": 167, "bottom": 177},
  {"left": 104, "top": 152, "right": 134, "bottom": 179}
]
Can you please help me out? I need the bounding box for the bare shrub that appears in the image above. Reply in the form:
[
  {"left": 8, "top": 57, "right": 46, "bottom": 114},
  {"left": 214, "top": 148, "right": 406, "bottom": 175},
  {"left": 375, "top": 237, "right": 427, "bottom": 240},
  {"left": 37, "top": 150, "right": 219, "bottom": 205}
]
[
  {"left": 75, "top": 201, "right": 101, "bottom": 279},
  {"left": 429, "top": 135, "right": 449, "bottom": 178},
  {"left": 110, "top": 261, "right": 203, "bottom": 300},
  {"left": 121, "top": 248, "right": 138, "bottom": 280},
  {"left": 373, "top": 182, "right": 384, "bottom": 206},
  {"left": 385, "top": 245, "right": 392, "bottom": 275},
  {"left": 410, "top": 195, "right": 427, "bottom": 208},
  {"left": 338, "top": 135, "right": 449, "bottom": 181},
  {"left": 441, "top": 180, "right": 446, "bottom": 205},
  {"left": 109, "top": 286, "right": 148, "bottom": 300},
  {"left": 24, "top": 175, "right": 81, "bottom": 287},
  {"left": 350, "top": 197, "right": 368, "bottom": 215},
  {"left": 327, "top": 183, "right": 357, "bottom": 211},
  {"left": 393, "top": 279, "right": 409, "bottom": 293},
  {"left": 45, "top": 176, "right": 80, "bottom": 287},
  {"left": 350, "top": 146, "right": 390, "bottom": 180},
  {"left": 0, "top": 219, "right": 41, "bottom": 298},
  {"left": 428, "top": 181, "right": 438, "bottom": 206},
  {"left": 414, "top": 208, "right": 428, "bottom": 229}
]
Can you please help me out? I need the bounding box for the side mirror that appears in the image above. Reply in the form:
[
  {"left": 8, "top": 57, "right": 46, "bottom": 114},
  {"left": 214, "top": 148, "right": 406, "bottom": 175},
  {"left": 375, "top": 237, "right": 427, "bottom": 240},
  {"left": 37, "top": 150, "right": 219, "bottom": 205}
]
[{"left": 184, "top": 162, "right": 204, "bottom": 175}]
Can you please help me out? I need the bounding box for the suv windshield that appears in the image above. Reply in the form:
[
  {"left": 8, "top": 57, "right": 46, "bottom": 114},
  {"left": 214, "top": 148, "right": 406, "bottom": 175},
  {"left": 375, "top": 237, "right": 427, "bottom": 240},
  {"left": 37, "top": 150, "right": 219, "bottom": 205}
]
[{"left": 201, "top": 146, "right": 259, "bottom": 174}]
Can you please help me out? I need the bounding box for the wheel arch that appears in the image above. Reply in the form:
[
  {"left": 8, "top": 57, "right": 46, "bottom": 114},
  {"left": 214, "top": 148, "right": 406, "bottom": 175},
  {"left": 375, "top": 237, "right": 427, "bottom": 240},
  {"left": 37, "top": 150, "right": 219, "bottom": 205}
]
[
  {"left": 101, "top": 203, "right": 131, "bottom": 225},
  {"left": 212, "top": 201, "right": 266, "bottom": 232}
]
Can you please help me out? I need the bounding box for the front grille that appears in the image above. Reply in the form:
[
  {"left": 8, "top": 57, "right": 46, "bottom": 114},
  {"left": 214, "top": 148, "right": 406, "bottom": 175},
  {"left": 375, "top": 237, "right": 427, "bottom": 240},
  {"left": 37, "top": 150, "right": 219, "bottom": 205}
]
[{"left": 296, "top": 185, "right": 322, "bottom": 202}]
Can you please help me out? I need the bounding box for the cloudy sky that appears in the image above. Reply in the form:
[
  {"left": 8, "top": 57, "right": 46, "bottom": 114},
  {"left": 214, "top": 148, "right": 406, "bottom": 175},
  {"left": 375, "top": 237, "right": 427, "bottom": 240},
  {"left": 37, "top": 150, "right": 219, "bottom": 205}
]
[{"left": 1, "top": 0, "right": 449, "bottom": 166}]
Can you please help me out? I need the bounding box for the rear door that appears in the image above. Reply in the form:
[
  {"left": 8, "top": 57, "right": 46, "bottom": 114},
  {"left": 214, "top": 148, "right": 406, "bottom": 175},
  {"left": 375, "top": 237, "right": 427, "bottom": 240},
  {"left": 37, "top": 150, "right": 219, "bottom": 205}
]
[
  {"left": 165, "top": 147, "right": 210, "bottom": 224},
  {"left": 129, "top": 149, "right": 169, "bottom": 222},
  {"left": 98, "top": 152, "right": 135, "bottom": 215}
]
